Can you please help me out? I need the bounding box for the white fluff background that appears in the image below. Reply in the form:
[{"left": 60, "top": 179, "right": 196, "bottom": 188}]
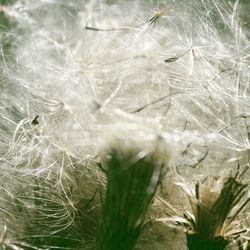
[{"left": 0, "top": 0, "right": 249, "bottom": 249}]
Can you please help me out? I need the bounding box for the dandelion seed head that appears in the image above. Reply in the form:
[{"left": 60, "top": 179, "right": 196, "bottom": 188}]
[{"left": 0, "top": 0, "right": 249, "bottom": 249}]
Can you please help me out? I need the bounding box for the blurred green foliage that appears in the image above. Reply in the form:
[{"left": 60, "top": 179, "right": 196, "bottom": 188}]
[{"left": 0, "top": 0, "right": 16, "bottom": 5}]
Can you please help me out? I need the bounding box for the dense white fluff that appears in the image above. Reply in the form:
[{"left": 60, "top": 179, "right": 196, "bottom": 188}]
[{"left": 0, "top": 0, "right": 249, "bottom": 249}]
